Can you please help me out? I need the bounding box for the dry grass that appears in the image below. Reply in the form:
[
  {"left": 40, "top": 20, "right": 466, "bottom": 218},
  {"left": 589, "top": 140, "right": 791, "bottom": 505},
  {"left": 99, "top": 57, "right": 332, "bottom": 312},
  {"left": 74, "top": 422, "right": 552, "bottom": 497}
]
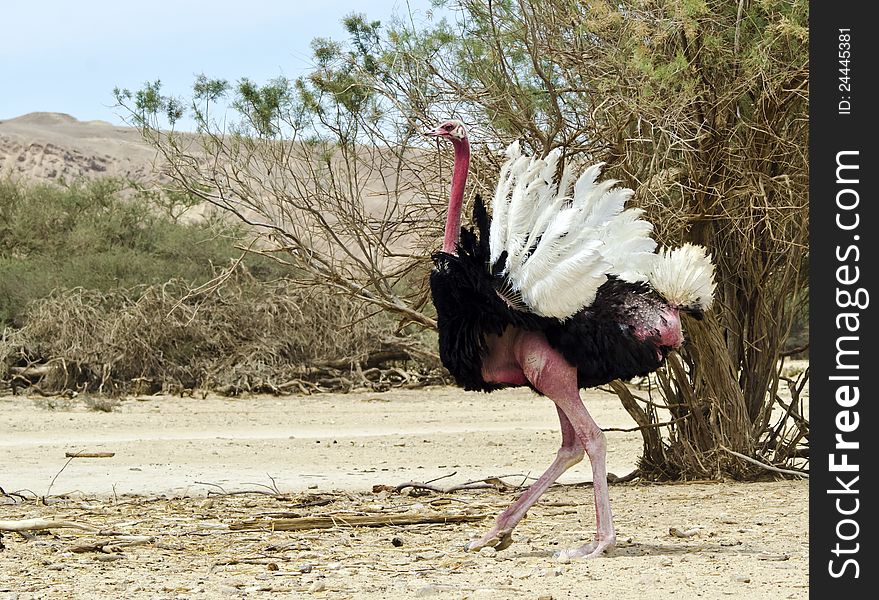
[{"left": 0, "top": 272, "right": 441, "bottom": 396}]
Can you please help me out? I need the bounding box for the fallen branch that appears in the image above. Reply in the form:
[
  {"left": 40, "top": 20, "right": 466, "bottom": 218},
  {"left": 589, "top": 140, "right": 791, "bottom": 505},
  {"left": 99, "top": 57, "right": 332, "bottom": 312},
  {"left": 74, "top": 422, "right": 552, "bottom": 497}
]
[
  {"left": 70, "top": 536, "right": 154, "bottom": 553},
  {"left": 44, "top": 453, "right": 80, "bottom": 500},
  {"left": 395, "top": 473, "right": 534, "bottom": 494},
  {"left": 396, "top": 480, "right": 497, "bottom": 493},
  {"left": 0, "top": 518, "right": 98, "bottom": 533},
  {"left": 606, "top": 470, "right": 640, "bottom": 483},
  {"left": 0, "top": 487, "right": 30, "bottom": 503},
  {"left": 10, "top": 364, "right": 58, "bottom": 378},
  {"left": 214, "top": 557, "right": 289, "bottom": 566},
  {"left": 718, "top": 445, "right": 808, "bottom": 478},
  {"left": 229, "top": 512, "right": 489, "bottom": 532},
  {"left": 65, "top": 451, "right": 116, "bottom": 459}
]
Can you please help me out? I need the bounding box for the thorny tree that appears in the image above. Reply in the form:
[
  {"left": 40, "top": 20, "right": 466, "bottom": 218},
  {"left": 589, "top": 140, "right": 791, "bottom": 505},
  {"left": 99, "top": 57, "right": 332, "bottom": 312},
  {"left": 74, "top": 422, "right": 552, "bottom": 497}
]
[{"left": 116, "top": 0, "right": 809, "bottom": 479}]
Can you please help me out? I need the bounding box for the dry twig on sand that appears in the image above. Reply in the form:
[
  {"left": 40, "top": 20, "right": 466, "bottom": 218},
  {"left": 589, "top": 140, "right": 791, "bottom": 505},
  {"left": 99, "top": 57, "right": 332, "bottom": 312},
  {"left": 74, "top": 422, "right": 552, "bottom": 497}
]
[
  {"left": 393, "top": 471, "right": 536, "bottom": 494},
  {"left": 69, "top": 536, "right": 154, "bottom": 554},
  {"left": 718, "top": 445, "right": 808, "bottom": 479},
  {"left": 64, "top": 451, "right": 115, "bottom": 458},
  {"left": 0, "top": 518, "right": 97, "bottom": 533},
  {"left": 230, "top": 512, "right": 489, "bottom": 532}
]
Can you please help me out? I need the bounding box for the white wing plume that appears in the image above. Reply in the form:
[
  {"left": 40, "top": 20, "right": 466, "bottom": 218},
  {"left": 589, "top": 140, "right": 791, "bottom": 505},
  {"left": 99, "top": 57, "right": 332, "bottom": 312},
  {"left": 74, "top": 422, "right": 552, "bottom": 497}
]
[
  {"left": 488, "top": 142, "right": 658, "bottom": 319},
  {"left": 488, "top": 142, "right": 716, "bottom": 319}
]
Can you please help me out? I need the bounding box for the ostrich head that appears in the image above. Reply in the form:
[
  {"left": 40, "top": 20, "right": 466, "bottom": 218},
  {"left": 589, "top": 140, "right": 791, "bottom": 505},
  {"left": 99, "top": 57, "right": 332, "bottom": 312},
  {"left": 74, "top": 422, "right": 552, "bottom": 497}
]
[
  {"left": 426, "top": 119, "right": 468, "bottom": 142},
  {"left": 427, "top": 119, "right": 471, "bottom": 254}
]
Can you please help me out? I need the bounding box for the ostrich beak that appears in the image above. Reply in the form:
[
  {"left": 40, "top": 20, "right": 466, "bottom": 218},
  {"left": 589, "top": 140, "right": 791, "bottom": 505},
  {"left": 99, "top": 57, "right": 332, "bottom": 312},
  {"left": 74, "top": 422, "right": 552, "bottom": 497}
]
[{"left": 424, "top": 126, "right": 445, "bottom": 137}]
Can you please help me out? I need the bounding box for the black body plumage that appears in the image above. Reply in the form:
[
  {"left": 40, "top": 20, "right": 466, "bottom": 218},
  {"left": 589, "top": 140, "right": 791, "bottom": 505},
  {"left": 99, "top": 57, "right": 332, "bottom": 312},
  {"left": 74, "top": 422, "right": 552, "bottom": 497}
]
[{"left": 430, "top": 196, "right": 672, "bottom": 391}]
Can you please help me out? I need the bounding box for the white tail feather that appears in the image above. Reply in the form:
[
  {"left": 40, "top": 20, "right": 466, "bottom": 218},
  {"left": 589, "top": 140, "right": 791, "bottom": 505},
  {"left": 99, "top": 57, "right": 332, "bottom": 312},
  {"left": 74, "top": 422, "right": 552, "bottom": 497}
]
[{"left": 648, "top": 244, "right": 716, "bottom": 310}]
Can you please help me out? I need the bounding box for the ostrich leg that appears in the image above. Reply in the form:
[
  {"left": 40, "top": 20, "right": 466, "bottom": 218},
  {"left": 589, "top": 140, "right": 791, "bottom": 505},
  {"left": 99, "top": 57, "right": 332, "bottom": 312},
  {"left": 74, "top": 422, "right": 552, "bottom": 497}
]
[
  {"left": 470, "top": 330, "right": 616, "bottom": 558},
  {"left": 466, "top": 405, "right": 584, "bottom": 552},
  {"left": 550, "top": 388, "right": 616, "bottom": 559},
  {"left": 533, "top": 344, "right": 616, "bottom": 559}
]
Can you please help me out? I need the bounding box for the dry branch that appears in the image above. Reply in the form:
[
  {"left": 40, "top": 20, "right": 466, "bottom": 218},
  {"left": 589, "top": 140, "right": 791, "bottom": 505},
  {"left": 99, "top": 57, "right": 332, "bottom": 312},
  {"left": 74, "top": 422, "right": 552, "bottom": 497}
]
[
  {"left": 70, "top": 536, "right": 154, "bottom": 553},
  {"left": 718, "top": 446, "right": 808, "bottom": 479},
  {"left": 64, "top": 452, "right": 115, "bottom": 459},
  {"left": 395, "top": 474, "right": 534, "bottom": 494},
  {"left": 0, "top": 518, "right": 97, "bottom": 533},
  {"left": 229, "top": 512, "right": 489, "bottom": 532}
]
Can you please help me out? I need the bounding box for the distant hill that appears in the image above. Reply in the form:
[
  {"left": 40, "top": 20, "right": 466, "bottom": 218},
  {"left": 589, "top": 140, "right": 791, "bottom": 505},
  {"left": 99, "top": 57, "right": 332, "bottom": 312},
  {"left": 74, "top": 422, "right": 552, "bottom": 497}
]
[
  {"left": 0, "top": 111, "right": 439, "bottom": 248},
  {"left": 0, "top": 112, "right": 165, "bottom": 182}
]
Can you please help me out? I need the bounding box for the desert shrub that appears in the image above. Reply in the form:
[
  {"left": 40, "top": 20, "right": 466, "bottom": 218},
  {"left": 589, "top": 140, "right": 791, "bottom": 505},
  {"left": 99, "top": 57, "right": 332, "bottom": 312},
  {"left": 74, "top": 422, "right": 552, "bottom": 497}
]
[
  {"left": 1, "top": 272, "right": 438, "bottom": 396},
  {"left": 0, "top": 177, "right": 282, "bottom": 325}
]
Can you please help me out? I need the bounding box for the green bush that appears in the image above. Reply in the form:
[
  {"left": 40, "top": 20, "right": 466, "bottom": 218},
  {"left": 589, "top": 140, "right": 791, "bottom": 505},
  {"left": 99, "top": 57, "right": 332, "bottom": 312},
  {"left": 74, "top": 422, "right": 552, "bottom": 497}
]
[{"left": 0, "top": 177, "right": 282, "bottom": 325}]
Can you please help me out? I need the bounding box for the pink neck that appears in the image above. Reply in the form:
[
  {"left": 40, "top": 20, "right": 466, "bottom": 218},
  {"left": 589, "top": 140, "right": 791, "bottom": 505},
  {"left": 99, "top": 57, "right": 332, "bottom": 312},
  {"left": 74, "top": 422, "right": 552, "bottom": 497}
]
[{"left": 442, "top": 137, "right": 470, "bottom": 254}]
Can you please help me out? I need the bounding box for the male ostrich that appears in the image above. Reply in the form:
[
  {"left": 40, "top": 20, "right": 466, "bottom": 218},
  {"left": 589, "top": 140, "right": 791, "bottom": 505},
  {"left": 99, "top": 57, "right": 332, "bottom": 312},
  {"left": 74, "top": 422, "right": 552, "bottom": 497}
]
[{"left": 426, "top": 119, "right": 715, "bottom": 559}]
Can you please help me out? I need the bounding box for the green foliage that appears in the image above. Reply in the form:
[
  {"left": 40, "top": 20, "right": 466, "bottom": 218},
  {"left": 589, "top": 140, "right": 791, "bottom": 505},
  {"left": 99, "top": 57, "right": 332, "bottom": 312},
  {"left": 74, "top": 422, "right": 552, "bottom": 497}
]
[
  {"left": 0, "top": 178, "right": 280, "bottom": 326},
  {"left": 114, "top": 80, "right": 185, "bottom": 127},
  {"left": 234, "top": 77, "right": 295, "bottom": 137}
]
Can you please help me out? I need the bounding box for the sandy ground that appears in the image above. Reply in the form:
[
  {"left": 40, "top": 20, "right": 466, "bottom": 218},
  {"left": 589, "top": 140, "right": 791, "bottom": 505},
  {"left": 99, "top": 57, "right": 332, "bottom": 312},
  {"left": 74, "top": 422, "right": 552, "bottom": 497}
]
[{"left": 0, "top": 387, "right": 808, "bottom": 599}]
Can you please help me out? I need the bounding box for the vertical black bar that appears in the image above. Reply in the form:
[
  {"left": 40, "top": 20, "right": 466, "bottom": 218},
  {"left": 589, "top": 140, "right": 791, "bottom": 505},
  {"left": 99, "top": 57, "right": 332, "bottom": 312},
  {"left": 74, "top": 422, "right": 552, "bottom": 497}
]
[{"left": 809, "top": 1, "right": 876, "bottom": 597}]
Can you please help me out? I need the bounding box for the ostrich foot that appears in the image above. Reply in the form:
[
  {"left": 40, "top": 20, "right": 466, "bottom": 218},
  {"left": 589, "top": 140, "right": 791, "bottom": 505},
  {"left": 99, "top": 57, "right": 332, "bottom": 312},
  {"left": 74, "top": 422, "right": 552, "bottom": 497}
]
[
  {"left": 554, "top": 533, "right": 616, "bottom": 560},
  {"left": 465, "top": 527, "right": 514, "bottom": 552}
]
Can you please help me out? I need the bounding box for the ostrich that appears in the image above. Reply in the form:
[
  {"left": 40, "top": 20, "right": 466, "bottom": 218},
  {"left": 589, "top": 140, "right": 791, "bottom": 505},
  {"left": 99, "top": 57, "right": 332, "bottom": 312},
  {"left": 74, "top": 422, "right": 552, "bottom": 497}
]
[{"left": 426, "top": 119, "right": 715, "bottom": 559}]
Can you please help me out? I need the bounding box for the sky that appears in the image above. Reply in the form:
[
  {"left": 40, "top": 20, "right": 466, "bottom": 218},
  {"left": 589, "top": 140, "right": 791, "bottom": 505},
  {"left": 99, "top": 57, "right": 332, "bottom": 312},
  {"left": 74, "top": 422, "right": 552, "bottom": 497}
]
[{"left": 1, "top": 0, "right": 440, "bottom": 129}]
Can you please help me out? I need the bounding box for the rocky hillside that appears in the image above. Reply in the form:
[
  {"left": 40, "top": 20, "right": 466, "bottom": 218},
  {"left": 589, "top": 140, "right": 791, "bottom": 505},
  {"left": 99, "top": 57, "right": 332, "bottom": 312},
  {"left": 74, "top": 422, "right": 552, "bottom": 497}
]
[{"left": 0, "top": 112, "right": 164, "bottom": 182}]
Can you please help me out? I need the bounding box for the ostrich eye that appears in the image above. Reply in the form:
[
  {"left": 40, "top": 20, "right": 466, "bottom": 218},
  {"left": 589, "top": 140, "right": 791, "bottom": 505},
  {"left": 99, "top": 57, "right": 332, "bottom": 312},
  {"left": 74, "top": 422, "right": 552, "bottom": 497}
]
[{"left": 443, "top": 124, "right": 455, "bottom": 131}]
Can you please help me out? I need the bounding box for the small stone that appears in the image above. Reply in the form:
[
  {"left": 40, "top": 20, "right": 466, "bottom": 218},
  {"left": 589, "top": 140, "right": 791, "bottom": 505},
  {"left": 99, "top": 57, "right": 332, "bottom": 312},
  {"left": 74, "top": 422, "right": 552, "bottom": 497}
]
[
  {"left": 478, "top": 546, "right": 497, "bottom": 557},
  {"left": 308, "top": 580, "right": 325, "bottom": 593},
  {"left": 416, "top": 551, "right": 444, "bottom": 560},
  {"left": 391, "top": 536, "right": 404, "bottom": 547},
  {"left": 267, "top": 563, "right": 279, "bottom": 571},
  {"left": 660, "top": 557, "right": 673, "bottom": 567},
  {"left": 94, "top": 554, "right": 124, "bottom": 562},
  {"left": 299, "top": 564, "right": 313, "bottom": 573},
  {"left": 414, "top": 585, "right": 445, "bottom": 597},
  {"left": 537, "top": 595, "right": 554, "bottom": 600},
  {"left": 732, "top": 575, "right": 751, "bottom": 583},
  {"left": 555, "top": 552, "right": 571, "bottom": 564}
]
